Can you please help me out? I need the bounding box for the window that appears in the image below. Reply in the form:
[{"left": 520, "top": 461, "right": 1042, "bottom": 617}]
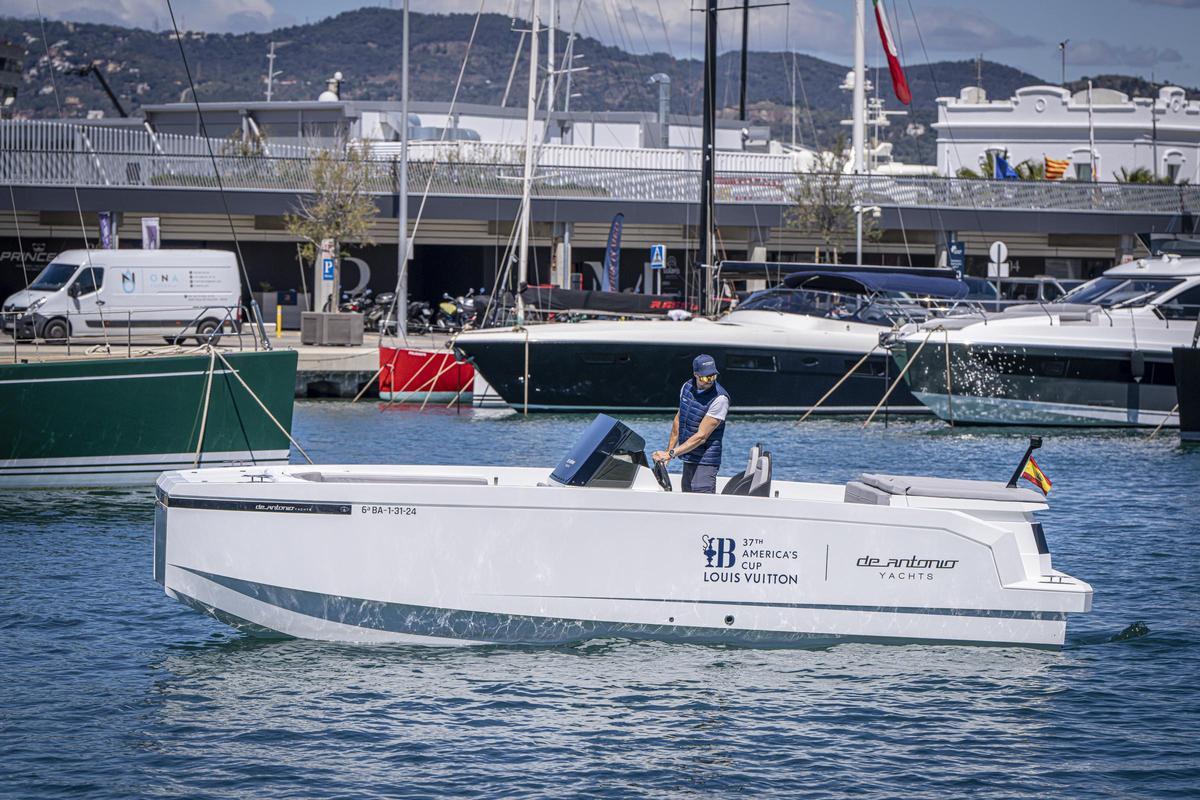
[
  {"left": 1061, "top": 277, "right": 1182, "bottom": 307},
  {"left": 28, "top": 261, "right": 80, "bottom": 291},
  {"left": 1074, "top": 163, "right": 1093, "bottom": 181},
  {"left": 1166, "top": 163, "right": 1181, "bottom": 183},
  {"left": 69, "top": 267, "right": 104, "bottom": 296},
  {"left": 1158, "top": 285, "right": 1200, "bottom": 321}
]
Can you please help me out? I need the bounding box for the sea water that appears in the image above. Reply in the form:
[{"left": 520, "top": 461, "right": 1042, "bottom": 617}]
[{"left": 2, "top": 402, "right": 1197, "bottom": 798}]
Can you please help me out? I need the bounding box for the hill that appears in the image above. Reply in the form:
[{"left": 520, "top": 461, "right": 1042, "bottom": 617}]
[{"left": 1, "top": 7, "right": 1176, "bottom": 164}]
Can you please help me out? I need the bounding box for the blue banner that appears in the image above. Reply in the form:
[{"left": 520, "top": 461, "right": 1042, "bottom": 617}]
[{"left": 602, "top": 213, "right": 624, "bottom": 292}]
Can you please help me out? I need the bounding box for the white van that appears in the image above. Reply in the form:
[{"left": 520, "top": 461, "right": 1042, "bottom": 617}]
[{"left": 2, "top": 249, "right": 243, "bottom": 343}]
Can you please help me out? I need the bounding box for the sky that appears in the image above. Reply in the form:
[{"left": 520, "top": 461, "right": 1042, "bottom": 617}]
[{"left": 2, "top": 0, "right": 1198, "bottom": 87}]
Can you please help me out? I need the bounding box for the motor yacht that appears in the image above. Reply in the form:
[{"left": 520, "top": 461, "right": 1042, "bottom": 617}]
[
  {"left": 894, "top": 255, "right": 1200, "bottom": 427},
  {"left": 454, "top": 266, "right": 968, "bottom": 414},
  {"left": 154, "top": 415, "right": 1091, "bottom": 648}
]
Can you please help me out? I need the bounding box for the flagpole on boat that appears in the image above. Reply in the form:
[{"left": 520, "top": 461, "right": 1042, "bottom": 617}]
[{"left": 515, "top": 0, "right": 540, "bottom": 329}]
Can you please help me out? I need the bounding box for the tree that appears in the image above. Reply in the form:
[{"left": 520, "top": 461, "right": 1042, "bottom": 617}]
[
  {"left": 1114, "top": 166, "right": 1188, "bottom": 185},
  {"left": 785, "top": 136, "right": 879, "bottom": 262},
  {"left": 285, "top": 140, "right": 381, "bottom": 307},
  {"left": 957, "top": 152, "right": 1044, "bottom": 180}
]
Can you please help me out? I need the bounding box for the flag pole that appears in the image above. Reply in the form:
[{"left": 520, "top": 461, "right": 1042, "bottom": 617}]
[{"left": 1006, "top": 436, "right": 1043, "bottom": 488}]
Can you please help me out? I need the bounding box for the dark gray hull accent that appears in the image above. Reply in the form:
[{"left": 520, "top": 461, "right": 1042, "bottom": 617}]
[
  {"left": 177, "top": 567, "right": 1060, "bottom": 648},
  {"left": 458, "top": 339, "right": 923, "bottom": 414},
  {"left": 903, "top": 340, "right": 1178, "bottom": 425}
]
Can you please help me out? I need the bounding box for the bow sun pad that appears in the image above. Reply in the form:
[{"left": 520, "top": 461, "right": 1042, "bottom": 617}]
[{"left": 846, "top": 473, "right": 1046, "bottom": 506}]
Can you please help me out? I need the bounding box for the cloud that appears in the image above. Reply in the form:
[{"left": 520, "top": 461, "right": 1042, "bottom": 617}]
[
  {"left": 895, "top": 7, "right": 1042, "bottom": 52},
  {"left": 1068, "top": 38, "right": 1182, "bottom": 67},
  {"left": 1135, "top": 0, "right": 1200, "bottom": 7},
  {"left": 0, "top": 0, "right": 279, "bottom": 32}
]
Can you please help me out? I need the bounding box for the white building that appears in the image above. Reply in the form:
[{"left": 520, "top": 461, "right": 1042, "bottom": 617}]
[{"left": 935, "top": 84, "right": 1200, "bottom": 183}]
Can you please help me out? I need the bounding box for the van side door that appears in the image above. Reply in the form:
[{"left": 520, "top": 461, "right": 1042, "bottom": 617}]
[{"left": 68, "top": 267, "right": 105, "bottom": 336}]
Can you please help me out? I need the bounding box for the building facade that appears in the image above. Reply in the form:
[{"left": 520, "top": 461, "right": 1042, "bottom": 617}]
[{"left": 935, "top": 85, "right": 1200, "bottom": 183}]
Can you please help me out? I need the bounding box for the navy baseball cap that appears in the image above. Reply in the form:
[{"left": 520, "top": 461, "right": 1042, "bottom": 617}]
[{"left": 692, "top": 354, "right": 718, "bottom": 376}]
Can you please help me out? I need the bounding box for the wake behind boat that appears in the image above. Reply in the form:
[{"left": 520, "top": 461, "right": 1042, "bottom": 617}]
[{"left": 154, "top": 415, "right": 1090, "bottom": 648}]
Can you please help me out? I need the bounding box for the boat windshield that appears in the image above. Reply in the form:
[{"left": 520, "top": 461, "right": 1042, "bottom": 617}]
[
  {"left": 28, "top": 261, "right": 81, "bottom": 292},
  {"left": 1059, "top": 277, "right": 1183, "bottom": 308},
  {"left": 736, "top": 287, "right": 917, "bottom": 326}
]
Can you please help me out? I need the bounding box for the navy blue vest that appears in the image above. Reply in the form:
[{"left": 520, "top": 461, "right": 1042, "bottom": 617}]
[{"left": 677, "top": 379, "right": 729, "bottom": 466}]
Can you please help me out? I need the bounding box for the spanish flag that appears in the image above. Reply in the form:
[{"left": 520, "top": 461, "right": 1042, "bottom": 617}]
[
  {"left": 1045, "top": 156, "right": 1070, "bottom": 181},
  {"left": 1021, "top": 456, "right": 1052, "bottom": 495}
]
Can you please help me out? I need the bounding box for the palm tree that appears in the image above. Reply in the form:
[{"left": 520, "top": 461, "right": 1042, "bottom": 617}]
[
  {"left": 1114, "top": 166, "right": 1188, "bottom": 185},
  {"left": 1015, "top": 159, "right": 1044, "bottom": 180}
]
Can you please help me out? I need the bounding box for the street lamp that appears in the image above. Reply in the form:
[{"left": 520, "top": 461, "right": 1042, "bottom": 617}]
[{"left": 854, "top": 204, "right": 881, "bottom": 266}]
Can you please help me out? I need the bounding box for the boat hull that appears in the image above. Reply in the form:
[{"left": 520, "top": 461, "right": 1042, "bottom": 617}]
[
  {"left": 901, "top": 340, "right": 1179, "bottom": 427},
  {"left": 0, "top": 350, "right": 297, "bottom": 487},
  {"left": 1174, "top": 347, "right": 1200, "bottom": 441},
  {"left": 459, "top": 338, "right": 924, "bottom": 414},
  {"left": 378, "top": 346, "right": 474, "bottom": 403},
  {"left": 156, "top": 466, "right": 1089, "bottom": 648}
]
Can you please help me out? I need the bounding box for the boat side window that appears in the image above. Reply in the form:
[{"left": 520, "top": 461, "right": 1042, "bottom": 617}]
[
  {"left": 69, "top": 267, "right": 104, "bottom": 297},
  {"left": 28, "top": 261, "right": 80, "bottom": 292},
  {"left": 1158, "top": 285, "right": 1200, "bottom": 320},
  {"left": 1060, "top": 277, "right": 1181, "bottom": 307}
]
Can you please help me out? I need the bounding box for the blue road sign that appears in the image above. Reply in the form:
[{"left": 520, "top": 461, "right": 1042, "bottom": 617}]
[
  {"left": 322, "top": 258, "right": 335, "bottom": 280},
  {"left": 650, "top": 244, "right": 666, "bottom": 269}
]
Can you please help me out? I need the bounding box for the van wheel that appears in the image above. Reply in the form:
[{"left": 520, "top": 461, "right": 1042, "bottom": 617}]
[
  {"left": 42, "top": 318, "right": 70, "bottom": 344},
  {"left": 196, "top": 318, "right": 222, "bottom": 343}
]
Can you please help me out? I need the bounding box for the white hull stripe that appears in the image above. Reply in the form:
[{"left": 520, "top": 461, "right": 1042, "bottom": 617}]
[
  {"left": 509, "top": 403, "right": 929, "bottom": 414},
  {"left": 0, "top": 368, "right": 235, "bottom": 386},
  {"left": 0, "top": 450, "right": 289, "bottom": 471},
  {"left": 915, "top": 393, "right": 1179, "bottom": 427}
]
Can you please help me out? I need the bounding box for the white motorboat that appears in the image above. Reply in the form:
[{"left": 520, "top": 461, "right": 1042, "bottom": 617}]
[
  {"left": 154, "top": 415, "right": 1091, "bottom": 648},
  {"left": 894, "top": 255, "right": 1200, "bottom": 427}
]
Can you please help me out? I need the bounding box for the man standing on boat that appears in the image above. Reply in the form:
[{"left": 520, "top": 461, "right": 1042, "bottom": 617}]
[{"left": 652, "top": 354, "right": 730, "bottom": 493}]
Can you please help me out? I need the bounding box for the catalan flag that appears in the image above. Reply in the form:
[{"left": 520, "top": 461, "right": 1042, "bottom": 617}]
[
  {"left": 1045, "top": 156, "right": 1070, "bottom": 180},
  {"left": 1021, "top": 456, "right": 1052, "bottom": 495}
]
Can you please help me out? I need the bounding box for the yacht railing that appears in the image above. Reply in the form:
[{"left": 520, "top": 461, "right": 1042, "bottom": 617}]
[
  {"left": 1, "top": 304, "right": 258, "bottom": 361},
  {"left": 2, "top": 120, "right": 1197, "bottom": 214}
]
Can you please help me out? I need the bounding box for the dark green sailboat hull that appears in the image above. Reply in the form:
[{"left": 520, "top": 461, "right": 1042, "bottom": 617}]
[{"left": 0, "top": 349, "right": 298, "bottom": 487}]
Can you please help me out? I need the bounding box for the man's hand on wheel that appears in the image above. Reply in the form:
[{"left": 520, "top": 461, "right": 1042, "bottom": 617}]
[{"left": 652, "top": 450, "right": 671, "bottom": 464}]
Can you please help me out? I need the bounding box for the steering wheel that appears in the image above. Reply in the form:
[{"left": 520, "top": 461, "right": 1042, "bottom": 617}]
[{"left": 652, "top": 460, "right": 673, "bottom": 492}]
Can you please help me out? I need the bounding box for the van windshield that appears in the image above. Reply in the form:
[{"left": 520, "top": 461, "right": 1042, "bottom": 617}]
[{"left": 28, "top": 261, "right": 80, "bottom": 292}]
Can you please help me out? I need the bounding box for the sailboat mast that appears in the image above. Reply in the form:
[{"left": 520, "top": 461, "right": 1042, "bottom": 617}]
[
  {"left": 516, "top": 0, "right": 541, "bottom": 327},
  {"left": 852, "top": 0, "right": 865, "bottom": 172},
  {"left": 397, "top": 0, "right": 410, "bottom": 336},
  {"left": 698, "top": 0, "right": 717, "bottom": 316}
]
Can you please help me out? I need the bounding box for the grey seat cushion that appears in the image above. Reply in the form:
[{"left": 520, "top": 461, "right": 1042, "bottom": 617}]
[{"left": 858, "top": 473, "right": 1045, "bottom": 503}]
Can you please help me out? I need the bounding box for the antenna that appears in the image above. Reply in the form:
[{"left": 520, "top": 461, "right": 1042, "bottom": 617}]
[
  {"left": 976, "top": 54, "right": 982, "bottom": 89},
  {"left": 265, "top": 41, "right": 282, "bottom": 102},
  {"left": 1058, "top": 39, "right": 1069, "bottom": 85}
]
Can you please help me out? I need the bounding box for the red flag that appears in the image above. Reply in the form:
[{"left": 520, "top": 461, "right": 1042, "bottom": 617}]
[{"left": 873, "top": 0, "right": 911, "bottom": 105}]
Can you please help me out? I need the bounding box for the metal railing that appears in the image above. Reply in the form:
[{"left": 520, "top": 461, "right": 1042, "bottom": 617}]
[
  {"left": 1, "top": 303, "right": 257, "bottom": 362},
  {"left": 2, "top": 120, "right": 1197, "bottom": 215}
]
